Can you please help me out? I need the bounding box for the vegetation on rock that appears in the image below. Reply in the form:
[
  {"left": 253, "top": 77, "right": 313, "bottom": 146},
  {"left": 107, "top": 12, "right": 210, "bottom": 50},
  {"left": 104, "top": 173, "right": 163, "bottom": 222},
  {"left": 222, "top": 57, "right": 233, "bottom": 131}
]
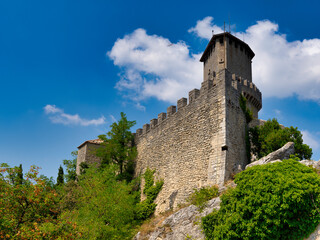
[
  {"left": 202, "top": 159, "right": 320, "bottom": 240},
  {"left": 188, "top": 185, "right": 219, "bottom": 211},
  {"left": 135, "top": 168, "right": 164, "bottom": 220}
]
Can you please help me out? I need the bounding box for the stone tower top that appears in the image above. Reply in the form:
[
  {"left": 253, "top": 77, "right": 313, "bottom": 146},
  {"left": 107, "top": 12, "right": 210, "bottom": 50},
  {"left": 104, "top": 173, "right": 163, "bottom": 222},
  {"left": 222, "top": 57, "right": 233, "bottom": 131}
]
[{"left": 200, "top": 32, "right": 255, "bottom": 82}]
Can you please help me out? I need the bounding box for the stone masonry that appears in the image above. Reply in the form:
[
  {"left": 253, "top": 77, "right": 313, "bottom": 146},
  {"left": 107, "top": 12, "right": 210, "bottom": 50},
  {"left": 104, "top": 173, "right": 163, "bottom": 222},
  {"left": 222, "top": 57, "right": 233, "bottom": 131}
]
[
  {"left": 76, "top": 139, "right": 103, "bottom": 175},
  {"left": 134, "top": 32, "right": 262, "bottom": 214},
  {"left": 76, "top": 32, "right": 262, "bottom": 214}
]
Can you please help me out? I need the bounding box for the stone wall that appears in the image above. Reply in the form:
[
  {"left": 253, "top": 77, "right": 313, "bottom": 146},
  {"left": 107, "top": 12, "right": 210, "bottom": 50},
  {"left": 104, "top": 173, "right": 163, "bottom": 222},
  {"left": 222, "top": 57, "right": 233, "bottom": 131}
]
[
  {"left": 76, "top": 141, "right": 102, "bottom": 175},
  {"left": 202, "top": 33, "right": 254, "bottom": 83},
  {"left": 135, "top": 69, "right": 249, "bottom": 213}
]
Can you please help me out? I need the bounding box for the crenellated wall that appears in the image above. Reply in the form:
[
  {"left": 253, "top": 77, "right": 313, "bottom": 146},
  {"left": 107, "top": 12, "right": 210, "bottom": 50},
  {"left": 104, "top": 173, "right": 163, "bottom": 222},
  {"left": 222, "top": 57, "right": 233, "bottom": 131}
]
[
  {"left": 231, "top": 73, "right": 262, "bottom": 118},
  {"left": 76, "top": 32, "right": 263, "bottom": 215},
  {"left": 134, "top": 68, "right": 260, "bottom": 214}
]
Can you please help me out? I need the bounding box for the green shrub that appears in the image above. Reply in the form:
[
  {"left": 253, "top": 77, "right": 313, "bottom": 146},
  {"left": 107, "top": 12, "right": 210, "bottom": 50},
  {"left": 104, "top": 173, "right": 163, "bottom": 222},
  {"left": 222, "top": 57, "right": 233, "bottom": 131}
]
[
  {"left": 249, "top": 118, "right": 312, "bottom": 160},
  {"left": 202, "top": 159, "right": 320, "bottom": 240},
  {"left": 135, "top": 168, "right": 163, "bottom": 220},
  {"left": 188, "top": 186, "right": 219, "bottom": 211}
]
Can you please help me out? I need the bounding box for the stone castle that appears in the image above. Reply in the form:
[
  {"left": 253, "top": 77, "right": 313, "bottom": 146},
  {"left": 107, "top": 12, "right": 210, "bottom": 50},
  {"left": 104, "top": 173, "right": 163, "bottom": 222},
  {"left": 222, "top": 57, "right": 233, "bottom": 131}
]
[{"left": 76, "top": 32, "right": 262, "bottom": 213}]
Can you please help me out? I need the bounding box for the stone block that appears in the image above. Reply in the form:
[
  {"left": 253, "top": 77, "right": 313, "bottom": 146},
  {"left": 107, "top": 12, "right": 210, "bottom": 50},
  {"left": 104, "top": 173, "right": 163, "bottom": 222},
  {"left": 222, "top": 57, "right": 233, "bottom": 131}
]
[
  {"left": 143, "top": 124, "right": 150, "bottom": 134},
  {"left": 158, "top": 112, "right": 166, "bottom": 123},
  {"left": 201, "top": 79, "right": 213, "bottom": 92},
  {"left": 150, "top": 118, "right": 158, "bottom": 128},
  {"left": 189, "top": 89, "right": 200, "bottom": 103},
  {"left": 136, "top": 128, "right": 143, "bottom": 135},
  {"left": 167, "top": 105, "right": 176, "bottom": 117},
  {"left": 177, "top": 98, "right": 187, "bottom": 110}
]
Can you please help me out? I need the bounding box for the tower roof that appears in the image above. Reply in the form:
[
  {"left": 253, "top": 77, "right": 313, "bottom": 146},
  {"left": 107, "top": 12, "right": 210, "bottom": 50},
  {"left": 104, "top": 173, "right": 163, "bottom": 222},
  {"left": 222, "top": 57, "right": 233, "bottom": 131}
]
[
  {"left": 77, "top": 139, "right": 104, "bottom": 149},
  {"left": 200, "top": 32, "right": 255, "bottom": 62}
]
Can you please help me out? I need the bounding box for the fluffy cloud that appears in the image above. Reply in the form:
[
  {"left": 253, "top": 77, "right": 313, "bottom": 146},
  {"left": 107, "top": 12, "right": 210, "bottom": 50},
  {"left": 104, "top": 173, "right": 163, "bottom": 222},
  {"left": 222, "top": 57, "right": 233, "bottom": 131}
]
[
  {"left": 189, "top": 17, "right": 320, "bottom": 102},
  {"left": 301, "top": 130, "right": 320, "bottom": 150},
  {"left": 109, "top": 17, "right": 320, "bottom": 106},
  {"left": 188, "top": 16, "right": 223, "bottom": 39},
  {"left": 44, "top": 105, "right": 106, "bottom": 126},
  {"left": 108, "top": 28, "right": 202, "bottom": 104}
]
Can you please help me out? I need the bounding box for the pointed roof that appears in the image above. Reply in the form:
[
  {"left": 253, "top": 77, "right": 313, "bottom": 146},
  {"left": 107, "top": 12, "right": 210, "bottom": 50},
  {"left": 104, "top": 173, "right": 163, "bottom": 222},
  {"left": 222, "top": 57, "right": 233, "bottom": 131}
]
[{"left": 200, "top": 32, "right": 255, "bottom": 62}]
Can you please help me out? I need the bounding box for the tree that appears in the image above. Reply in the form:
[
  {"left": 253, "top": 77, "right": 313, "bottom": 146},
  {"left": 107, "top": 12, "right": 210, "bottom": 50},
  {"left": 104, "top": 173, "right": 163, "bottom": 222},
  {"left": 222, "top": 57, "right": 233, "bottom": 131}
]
[
  {"left": 16, "top": 164, "right": 23, "bottom": 185},
  {"left": 63, "top": 151, "right": 78, "bottom": 182},
  {"left": 0, "top": 164, "right": 79, "bottom": 239},
  {"left": 202, "top": 159, "right": 320, "bottom": 240},
  {"left": 57, "top": 165, "right": 64, "bottom": 185},
  {"left": 249, "top": 118, "right": 312, "bottom": 160},
  {"left": 96, "top": 112, "right": 137, "bottom": 181},
  {"left": 61, "top": 165, "right": 139, "bottom": 239}
]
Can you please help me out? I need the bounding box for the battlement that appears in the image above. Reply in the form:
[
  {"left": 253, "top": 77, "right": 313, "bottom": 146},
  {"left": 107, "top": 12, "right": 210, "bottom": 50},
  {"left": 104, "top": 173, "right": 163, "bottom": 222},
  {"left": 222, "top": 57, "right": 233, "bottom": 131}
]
[
  {"left": 135, "top": 69, "right": 261, "bottom": 140},
  {"left": 231, "top": 73, "right": 262, "bottom": 117},
  {"left": 135, "top": 76, "right": 219, "bottom": 139}
]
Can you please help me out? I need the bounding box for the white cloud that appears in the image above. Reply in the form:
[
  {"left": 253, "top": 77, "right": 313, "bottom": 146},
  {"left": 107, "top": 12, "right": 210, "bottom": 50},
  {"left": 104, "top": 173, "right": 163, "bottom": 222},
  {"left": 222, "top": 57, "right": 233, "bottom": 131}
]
[
  {"left": 44, "top": 105, "right": 106, "bottom": 126},
  {"left": 302, "top": 130, "right": 320, "bottom": 150},
  {"left": 188, "top": 16, "right": 223, "bottom": 39},
  {"left": 108, "top": 28, "right": 202, "bottom": 104},
  {"left": 189, "top": 17, "right": 320, "bottom": 102},
  {"left": 108, "top": 18, "right": 320, "bottom": 106},
  {"left": 44, "top": 104, "right": 62, "bottom": 114}
]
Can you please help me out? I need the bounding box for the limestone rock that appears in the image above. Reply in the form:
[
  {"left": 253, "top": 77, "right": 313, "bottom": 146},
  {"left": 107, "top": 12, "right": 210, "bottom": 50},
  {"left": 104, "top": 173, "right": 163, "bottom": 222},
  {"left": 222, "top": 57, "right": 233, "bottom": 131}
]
[
  {"left": 134, "top": 197, "right": 221, "bottom": 240},
  {"left": 300, "top": 160, "right": 320, "bottom": 170},
  {"left": 246, "top": 142, "right": 294, "bottom": 169}
]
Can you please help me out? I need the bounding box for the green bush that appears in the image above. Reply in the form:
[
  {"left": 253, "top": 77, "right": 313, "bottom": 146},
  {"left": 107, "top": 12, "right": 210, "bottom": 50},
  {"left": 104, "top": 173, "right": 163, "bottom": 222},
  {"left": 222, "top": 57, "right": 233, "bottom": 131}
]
[
  {"left": 62, "top": 165, "right": 139, "bottom": 240},
  {"left": 135, "top": 168, "right": 163, "bottom": 220},
  {"left": 188, "top": 186, "right": 219, "bottom": 211},
  {"left": 249, "top": 118, "right": 312, "bottom": 160},
  {"left": 202, "top": 159, "right": 320, "bottom": 240}
]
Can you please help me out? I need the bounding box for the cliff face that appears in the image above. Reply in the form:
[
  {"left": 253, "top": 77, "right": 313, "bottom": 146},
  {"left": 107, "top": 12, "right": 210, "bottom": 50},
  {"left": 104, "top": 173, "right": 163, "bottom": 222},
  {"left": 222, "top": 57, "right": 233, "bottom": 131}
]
[{"left": 134, "top": 197, "right": 221, "bottom": 240}]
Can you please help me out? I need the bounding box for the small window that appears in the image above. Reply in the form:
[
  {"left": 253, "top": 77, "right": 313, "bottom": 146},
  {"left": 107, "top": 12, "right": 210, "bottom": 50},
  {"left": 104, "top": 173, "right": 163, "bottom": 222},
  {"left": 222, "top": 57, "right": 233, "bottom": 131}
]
[
  {"left": 219, "top": 37, "right": 224, "bottom": 45},
  {"left": 222, "top": 145, "right": 228, "bottom": 151}
]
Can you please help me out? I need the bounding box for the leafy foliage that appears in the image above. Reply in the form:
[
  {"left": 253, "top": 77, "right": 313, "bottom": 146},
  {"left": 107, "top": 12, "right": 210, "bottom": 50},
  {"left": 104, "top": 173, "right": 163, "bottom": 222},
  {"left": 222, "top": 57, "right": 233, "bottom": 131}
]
[
  {"left": 97, "top": 112, "right": 137, "bottom": 181},
  {"left": 63, "top": 150, "right": 78, "bottom": 182},
  {"left": 0, "top": 163, "right": 79, "bottom": 239},
  {"left": 57, "top": 165, "right": 64, "bottom": 185},
  {"left": 135, "top": 168, "right": 163, "bottom": 220},
  {"left": 62, "top": 165, "right": 139, "bottom": 239},
  {"left": 202, "top": 159, "right": 320, "bottom": 240},
  {"left": 188, "top": 186, "right": 219, "bottom": 211},
  {"left": 239, "top": 94, "right": 253, "bottom": 124},
  {"left": 249, "top": 118, "right": 312, "bottom": 160},
  {"left": 239, "top": 95, "right": 253, "bottom": 161}
]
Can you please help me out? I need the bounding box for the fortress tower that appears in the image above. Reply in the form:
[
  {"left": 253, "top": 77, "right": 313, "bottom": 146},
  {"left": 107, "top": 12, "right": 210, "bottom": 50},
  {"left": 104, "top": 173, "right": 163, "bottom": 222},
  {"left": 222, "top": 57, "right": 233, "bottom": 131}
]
[
  {"left": 76, "top": 32, "right": 262, "bottom": 214},
  {"left": 134, "top": 32, "right": 262, "bottom": 213},
  {"left": 200, "top": 32, "right": 261, "bottom": 117}
]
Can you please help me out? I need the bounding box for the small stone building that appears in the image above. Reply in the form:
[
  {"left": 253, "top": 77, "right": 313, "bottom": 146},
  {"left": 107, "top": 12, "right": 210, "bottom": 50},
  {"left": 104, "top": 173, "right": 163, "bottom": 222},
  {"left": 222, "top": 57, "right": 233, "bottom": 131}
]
[{"left": 76, "top": 139, "right": 103, "bottom": 175}]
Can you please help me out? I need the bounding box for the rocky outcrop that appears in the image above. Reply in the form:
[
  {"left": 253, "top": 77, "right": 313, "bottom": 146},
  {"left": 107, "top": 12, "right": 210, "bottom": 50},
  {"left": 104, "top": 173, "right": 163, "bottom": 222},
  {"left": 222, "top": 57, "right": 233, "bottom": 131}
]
[
  {"left": 246, "top": 142, "right": 295, "bottom": 169},
  {"left": 134, "top": 197, "right": 221, "bottom": 240},
  {"left": 300, "top": 159, "right": 320, "bottom": 170}
]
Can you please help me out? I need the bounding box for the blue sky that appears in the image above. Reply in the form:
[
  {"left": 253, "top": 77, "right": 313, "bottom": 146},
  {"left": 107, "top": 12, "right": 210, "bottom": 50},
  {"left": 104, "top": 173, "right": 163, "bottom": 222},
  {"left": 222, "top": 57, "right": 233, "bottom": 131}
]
[{"left": 1, "top": 0, "right": 320, "bottom": 179}]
